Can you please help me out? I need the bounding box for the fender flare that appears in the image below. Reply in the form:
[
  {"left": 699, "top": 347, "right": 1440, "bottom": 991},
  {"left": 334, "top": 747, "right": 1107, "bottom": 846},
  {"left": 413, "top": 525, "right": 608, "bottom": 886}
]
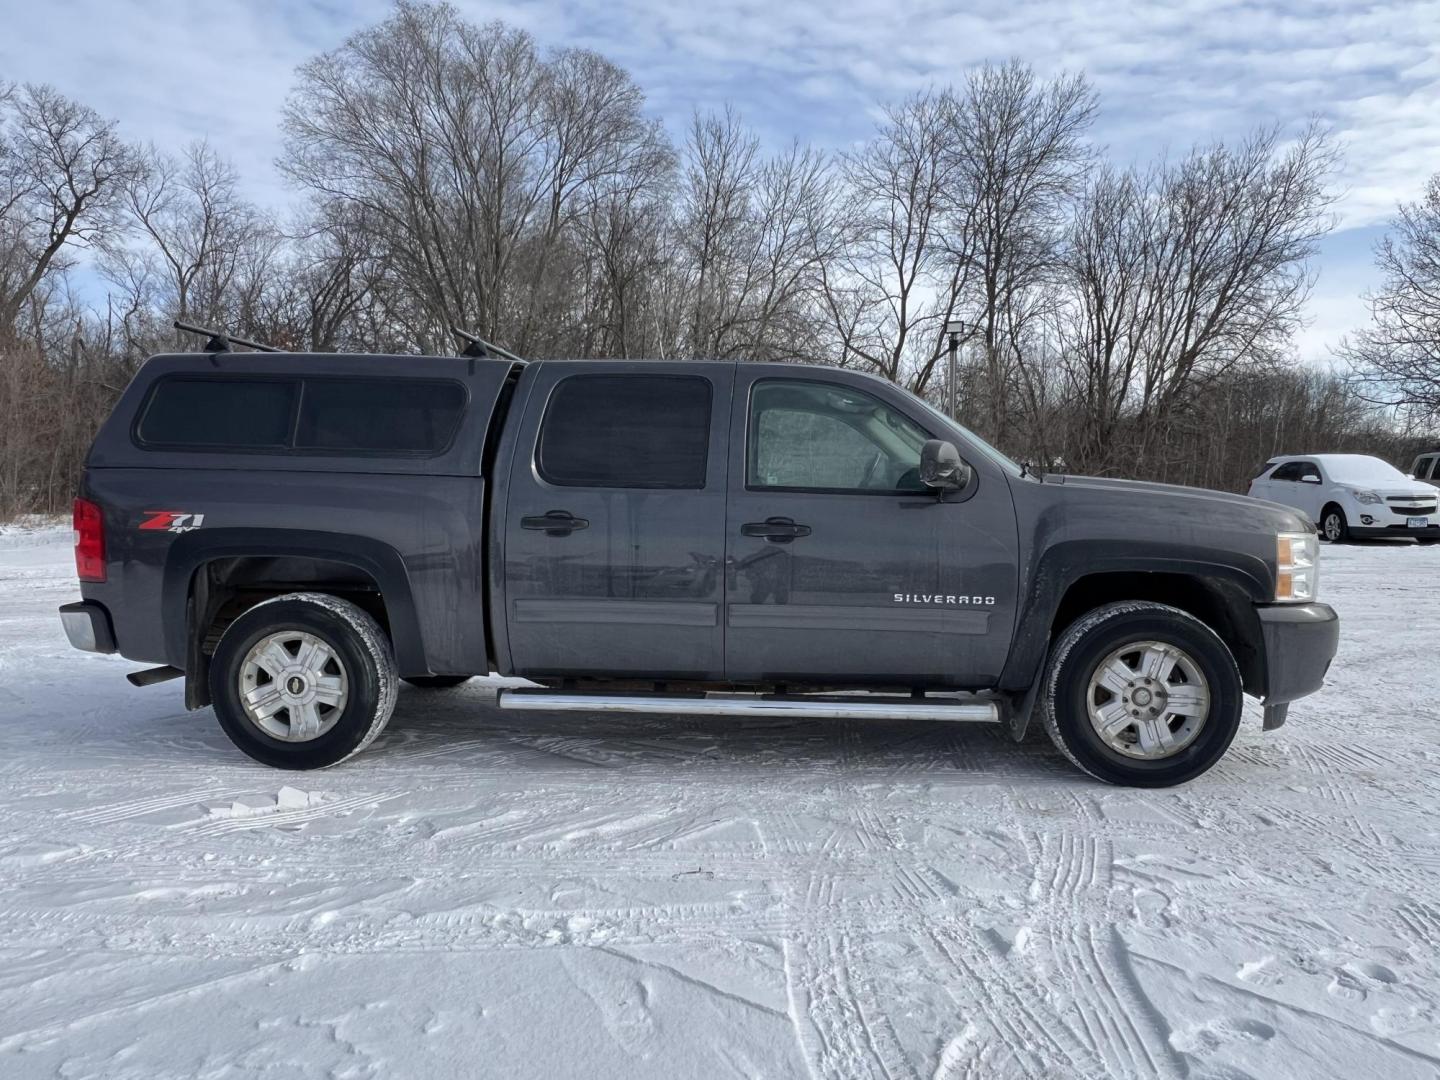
[
  {"left": 999, "top": 540, "right": 1270, "bottom": 695},
  {"left": 162, "top": 529, "right": 427, "bottom": 676}
]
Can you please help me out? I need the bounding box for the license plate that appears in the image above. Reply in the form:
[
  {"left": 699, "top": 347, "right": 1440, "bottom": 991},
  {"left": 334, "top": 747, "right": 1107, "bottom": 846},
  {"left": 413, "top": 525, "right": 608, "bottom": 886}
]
[{"left": 1408, "top": 516, "right": 1429, "bottom": 528}]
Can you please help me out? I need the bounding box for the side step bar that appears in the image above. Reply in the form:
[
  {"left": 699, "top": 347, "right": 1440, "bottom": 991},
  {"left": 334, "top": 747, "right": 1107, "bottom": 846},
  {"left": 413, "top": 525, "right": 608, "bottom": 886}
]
[
  {"left": 126, "top": 665, "right": 185, "bottom": 687},
  {"left": 496, "top": 689, "right": 1000, "bottom": 724}
]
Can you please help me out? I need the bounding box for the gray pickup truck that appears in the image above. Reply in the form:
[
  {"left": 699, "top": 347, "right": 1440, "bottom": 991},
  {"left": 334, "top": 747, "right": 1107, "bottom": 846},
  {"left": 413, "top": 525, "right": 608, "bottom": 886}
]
[{"left": 59, "top": 346, "right": 1339, "bottom": 786}]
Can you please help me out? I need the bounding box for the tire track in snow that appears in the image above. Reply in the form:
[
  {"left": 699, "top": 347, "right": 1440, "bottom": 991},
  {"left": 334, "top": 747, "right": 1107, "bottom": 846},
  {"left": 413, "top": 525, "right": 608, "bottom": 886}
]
[
  {"left": 64, "top": 787, "right": 245, "bottom": 825},
  {"left": 1034, "top": 830, "right": 1185, "bottom": 1080},
  {"left": 923, "top": 922, "right": 1099, "bottom": 1078},
  {"left": 184, "top": 790, "right": 407, "bottom": 837}
]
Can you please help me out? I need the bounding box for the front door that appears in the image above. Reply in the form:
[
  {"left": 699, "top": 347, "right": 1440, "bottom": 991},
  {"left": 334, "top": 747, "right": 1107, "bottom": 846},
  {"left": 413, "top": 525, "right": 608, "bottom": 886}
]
[
  {"left": 1293, "top": 459, "right": 1326, "bottom": 522},
  {"left": 723, "top": 368, "right": 1019, "bottom": 688},
  {"left": 502, "top": 363, "right": 734, "bottom": 680}
]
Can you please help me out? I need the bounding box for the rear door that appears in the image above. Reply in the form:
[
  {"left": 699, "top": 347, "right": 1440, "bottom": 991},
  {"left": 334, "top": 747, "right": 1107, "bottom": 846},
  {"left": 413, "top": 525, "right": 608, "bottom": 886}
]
[
  {"left": 500, "top": 363, "right": 733, "bottom": 680},
  {"left": 722, "top": 368, "right": 1019, "bottom": 688},
  {"left": 1247, "top": 460, "right": 1278, "bottom": 499}
]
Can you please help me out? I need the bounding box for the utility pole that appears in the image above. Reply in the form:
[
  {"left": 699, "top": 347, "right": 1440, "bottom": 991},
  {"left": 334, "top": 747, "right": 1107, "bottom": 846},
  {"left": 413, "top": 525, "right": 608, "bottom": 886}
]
[{"left": 944, "top": 320, "right": 965, "bottom": 419}]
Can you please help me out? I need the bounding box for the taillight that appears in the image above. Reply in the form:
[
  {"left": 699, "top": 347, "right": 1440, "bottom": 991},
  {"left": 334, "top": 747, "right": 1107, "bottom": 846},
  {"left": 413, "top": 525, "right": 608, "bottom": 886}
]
[{"left": 73, "top": 497, "right": 106, "bottom": 583}]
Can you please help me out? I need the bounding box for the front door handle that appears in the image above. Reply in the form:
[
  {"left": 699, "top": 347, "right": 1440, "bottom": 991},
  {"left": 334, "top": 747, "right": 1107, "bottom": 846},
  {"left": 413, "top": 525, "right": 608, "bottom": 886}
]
[
  {"left": 521, "top": 510, "right": 589, "bottom": 536},
  {"left": 741, "top": 517, "right": 812, "bottom": 543}
]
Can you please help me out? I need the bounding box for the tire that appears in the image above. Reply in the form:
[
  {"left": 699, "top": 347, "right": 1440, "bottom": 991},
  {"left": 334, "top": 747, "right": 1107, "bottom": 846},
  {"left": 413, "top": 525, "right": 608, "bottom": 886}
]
[
  {"left": 1320, "top": 505, "right": 1348, "bottom": 543},
  {"left": 1041, "top": 601, "right": 1243, "bottom": 787},
  {"left": 402, "top": 675, "right": 472, "bottom": 690},
  {"left": 209, "top": 592, "right": 398, "bottom": 769}
]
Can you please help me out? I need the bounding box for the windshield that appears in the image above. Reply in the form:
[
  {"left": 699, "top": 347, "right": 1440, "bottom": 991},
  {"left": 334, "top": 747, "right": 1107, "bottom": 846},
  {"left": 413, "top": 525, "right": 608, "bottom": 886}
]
[
  {"left": 1325, "top": 456, "right": 1411, "bottom": 485},
  {"left": 909, "top": 395, "right": 1026, "bottom": 478}
]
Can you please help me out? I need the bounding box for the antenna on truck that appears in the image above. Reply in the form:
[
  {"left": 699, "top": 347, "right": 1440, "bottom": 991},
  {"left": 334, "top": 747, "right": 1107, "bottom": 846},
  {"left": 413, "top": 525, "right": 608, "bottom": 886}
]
[
  {"left": 173, "top": 320, "right": 280, "bottom": 355},
  {"left": 450, "top": 326, "right": 525, "bottom": 364}
]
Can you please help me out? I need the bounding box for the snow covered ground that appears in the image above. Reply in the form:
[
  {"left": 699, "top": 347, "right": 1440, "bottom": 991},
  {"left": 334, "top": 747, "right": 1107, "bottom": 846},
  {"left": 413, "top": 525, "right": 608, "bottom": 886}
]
[{"left": 1, "top": 524, "right": 1438, "bottom": 1080}]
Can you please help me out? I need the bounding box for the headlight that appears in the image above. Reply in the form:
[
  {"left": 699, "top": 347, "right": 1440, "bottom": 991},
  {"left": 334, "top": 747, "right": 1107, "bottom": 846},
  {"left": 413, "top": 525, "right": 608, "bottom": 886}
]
[
  {"left": 1351, "top": 489, "right": 1383, "bottom": 505},
  {"left": 1276, "top": 531, "right": 1319, "bottom": 602}
]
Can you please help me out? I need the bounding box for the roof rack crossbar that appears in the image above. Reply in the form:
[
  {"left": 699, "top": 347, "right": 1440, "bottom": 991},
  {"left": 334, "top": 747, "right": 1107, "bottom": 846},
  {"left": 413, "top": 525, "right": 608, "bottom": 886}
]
[
  {"left": 450, "top": 326, "right": 524, "bottom": 364},
  {"left": 173, "top": 320, "right": 280, "bottom": 354}
]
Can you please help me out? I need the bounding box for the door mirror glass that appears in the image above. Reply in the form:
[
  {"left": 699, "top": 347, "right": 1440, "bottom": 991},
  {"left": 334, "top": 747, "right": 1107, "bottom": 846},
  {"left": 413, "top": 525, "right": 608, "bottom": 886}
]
[{"left": 920, "top": 439, "right": 970, "bottom": 491}]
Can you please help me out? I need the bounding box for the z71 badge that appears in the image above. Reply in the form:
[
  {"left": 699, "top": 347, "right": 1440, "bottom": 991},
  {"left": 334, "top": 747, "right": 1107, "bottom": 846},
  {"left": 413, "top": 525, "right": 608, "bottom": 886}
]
[{"left": 139, "top": 511, "right": 205, "bottom": 534}]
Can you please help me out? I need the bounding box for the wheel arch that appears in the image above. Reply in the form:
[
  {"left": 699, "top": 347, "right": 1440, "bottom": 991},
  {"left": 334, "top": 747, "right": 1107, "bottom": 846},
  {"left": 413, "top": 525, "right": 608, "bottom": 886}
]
[
  {"left": 1002, "top": 556, "right": 1266, "bottom": 740},
  {"left": 1047, "top": 571, "right": 1263, "bottom": 695},
  {"left": 162, "top": 529, "right": 427, "bottom": 708}
]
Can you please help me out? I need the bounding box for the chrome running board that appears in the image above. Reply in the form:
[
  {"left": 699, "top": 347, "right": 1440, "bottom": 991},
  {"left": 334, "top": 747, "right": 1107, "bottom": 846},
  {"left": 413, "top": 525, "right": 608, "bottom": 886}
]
[{"left": 495, "top": 689, "right": 1001, "bottom": 723}]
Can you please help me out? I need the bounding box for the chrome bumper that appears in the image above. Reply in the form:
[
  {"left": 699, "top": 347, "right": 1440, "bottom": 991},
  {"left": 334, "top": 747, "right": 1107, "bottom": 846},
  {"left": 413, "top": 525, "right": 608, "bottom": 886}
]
[{"left": 59, "top": 601, "right": 116, "bottom": 654}]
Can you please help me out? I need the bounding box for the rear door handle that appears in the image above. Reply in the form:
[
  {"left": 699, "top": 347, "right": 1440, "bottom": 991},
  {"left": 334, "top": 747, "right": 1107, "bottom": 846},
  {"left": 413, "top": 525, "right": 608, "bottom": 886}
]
[
  {"left": 741, "top": 517, "right": 812, "bottom": 543},
  {"left": 521, "top": 510, "right": 589, "bottom": 536}
]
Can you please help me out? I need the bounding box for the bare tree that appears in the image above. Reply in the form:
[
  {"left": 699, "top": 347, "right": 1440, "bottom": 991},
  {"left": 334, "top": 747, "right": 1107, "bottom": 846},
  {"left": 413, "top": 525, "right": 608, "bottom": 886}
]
[
  {"left": 949, "top": 62, "right": 1096, "bottom": 444},
  {"left": 0, "top": 13, "right": 1394, "bottom": 522},
  {"left": 676, "top": 109, "right": 838, "bottom": 362},
  {"left": 1058, "top": 123, "right": 1337, "bottom": 476},
  {"left": 820, "top": 92, "right": 969, "bottom": 392},
  {"left": 280, "top": 1, "right": 669, "bottom": 355},
  {"left": 1345, "top": 173, "right": 1440, "bottom": 421},
  {"left": 0, "top": 85, "right": 135, "bottom": 342},
  {"left": 101, "top": 140, "right": 273, "bottom": 343}
]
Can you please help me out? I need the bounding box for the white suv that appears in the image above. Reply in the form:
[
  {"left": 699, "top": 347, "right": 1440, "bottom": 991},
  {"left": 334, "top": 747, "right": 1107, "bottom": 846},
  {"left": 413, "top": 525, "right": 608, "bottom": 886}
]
[{"left": 1248, "top": 454, "right": 1440, "bottom": 544}]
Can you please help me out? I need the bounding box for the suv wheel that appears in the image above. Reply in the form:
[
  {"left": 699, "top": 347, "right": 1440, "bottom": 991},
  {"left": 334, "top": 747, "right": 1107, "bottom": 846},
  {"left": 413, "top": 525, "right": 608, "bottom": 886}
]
[
  {"left": 1041, "top": 601, "right": 1242, "bottom": 787},
  {"left": 402, "top": 675, "right": 472, "bottom": 690},
  {"left": 209, "top": 593, "right": 397, "bottom": 769},
  {"left": 1321, "top": 505, "right": 1348, "bottom": 543}
]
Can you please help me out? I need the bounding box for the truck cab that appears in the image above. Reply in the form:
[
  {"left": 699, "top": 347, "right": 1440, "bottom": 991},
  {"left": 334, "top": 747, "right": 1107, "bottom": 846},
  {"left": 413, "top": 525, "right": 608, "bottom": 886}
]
[{"left": 59, "top": 350, "right": 1339, "bottom": 787}]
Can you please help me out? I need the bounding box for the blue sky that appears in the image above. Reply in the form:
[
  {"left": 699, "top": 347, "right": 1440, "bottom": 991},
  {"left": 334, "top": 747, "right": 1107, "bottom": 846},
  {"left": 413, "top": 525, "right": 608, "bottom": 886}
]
[{"left": 5, "top": 0, "right": 1439, "bottom": 362}]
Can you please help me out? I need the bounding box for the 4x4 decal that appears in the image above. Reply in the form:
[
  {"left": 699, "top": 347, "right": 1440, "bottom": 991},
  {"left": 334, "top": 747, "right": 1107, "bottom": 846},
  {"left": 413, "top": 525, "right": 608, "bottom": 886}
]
[{"left": 139, "top": 511, "right": 205, "bottom": 534}]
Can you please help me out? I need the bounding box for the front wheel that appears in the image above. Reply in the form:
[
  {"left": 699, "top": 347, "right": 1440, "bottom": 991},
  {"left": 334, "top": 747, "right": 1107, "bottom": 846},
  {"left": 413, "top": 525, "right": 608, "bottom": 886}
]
[
  {"left": 1041, "top": 602, "right": 1243, "bottom": 787},
  {"left": 1320, "top": 506, "right": 1348, "bottom": 543},
  {"left": 209, "top": 593, "right": 398, "bottom": 769}
]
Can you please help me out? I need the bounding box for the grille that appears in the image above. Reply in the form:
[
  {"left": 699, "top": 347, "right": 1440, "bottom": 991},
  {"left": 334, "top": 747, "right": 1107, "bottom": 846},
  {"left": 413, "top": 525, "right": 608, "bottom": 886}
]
[{"left": 1386, "top": 496, "right": 1438, "bottom": 512}]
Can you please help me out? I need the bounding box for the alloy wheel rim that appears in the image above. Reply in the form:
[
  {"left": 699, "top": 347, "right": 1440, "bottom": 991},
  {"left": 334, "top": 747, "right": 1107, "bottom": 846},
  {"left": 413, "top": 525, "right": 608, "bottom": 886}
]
[
  {"left": 238, "top": 630, "right": 348, "bottom": 742},
  {"left": 1085, "top": 640, "right": 1210, "bottom": 760},
  {"left": 1325, "top": 514, "right": 1342, "bottom": 540}
]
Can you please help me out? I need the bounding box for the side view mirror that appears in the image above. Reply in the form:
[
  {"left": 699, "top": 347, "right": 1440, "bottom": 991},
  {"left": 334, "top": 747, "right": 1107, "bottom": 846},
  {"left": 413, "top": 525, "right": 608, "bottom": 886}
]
[
  {"left": 1300, "top": 475, "right": 1321, "bottom": 484},
  {"left": 920, "top": 439, "right": 971, "bottom": 492}
]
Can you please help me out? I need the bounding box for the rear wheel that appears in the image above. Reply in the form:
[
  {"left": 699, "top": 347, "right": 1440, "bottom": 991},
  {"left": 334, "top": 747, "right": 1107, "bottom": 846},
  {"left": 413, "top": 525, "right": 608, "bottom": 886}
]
[
  {"left": 402, "top": 675, "right": 472, "bottom": 690},
  {"left": 209, "top": 593, "right": 397, "bottom": 769},
  {"left": 1320, "top": 505, "right": 1348, "bottom": 543},
  {"left": 1041, "top": 601, "right": 1242, "bottom": 787}
]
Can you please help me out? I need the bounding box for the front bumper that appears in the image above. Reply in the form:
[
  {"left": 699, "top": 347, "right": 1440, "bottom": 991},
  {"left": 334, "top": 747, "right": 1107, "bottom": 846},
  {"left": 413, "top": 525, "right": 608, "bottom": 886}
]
[
  {"left": 59, "top": 601, "right": 117, "bottom": 654},
  {"left": 1256, "top": 601, "right": 1338, "bottom": 714},
  {"left": 1349, "top": 521, "right": 1440, "bottom": 539}
]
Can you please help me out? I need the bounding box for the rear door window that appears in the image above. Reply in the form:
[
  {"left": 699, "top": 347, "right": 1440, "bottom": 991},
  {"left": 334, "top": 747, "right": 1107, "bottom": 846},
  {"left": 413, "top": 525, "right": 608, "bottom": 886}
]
[
  {"left": 296, "top": 379, "right": 465, "bottom": 453},
  {"left": 537, "top": 374, "right": 712, "bottom": 489},
  {"left": 137, "top": 378, "right": 296, "bottom": 449}
]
